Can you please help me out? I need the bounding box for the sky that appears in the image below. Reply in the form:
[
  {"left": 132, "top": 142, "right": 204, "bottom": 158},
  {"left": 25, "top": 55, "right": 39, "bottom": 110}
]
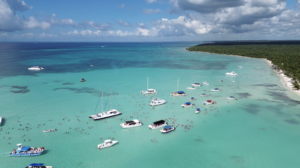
[{"left": 0, "top": 0, "right": 300, "bottom": 42}]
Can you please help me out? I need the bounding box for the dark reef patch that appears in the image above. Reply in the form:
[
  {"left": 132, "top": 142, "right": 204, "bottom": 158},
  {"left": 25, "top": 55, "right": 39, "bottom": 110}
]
[
  {"left": 53, "top": 87, "right": 118, "bottom": 96},
  {"left": 285, "top": 119, "right": 299, "bottom": 125},
  {"left": 252, "top": 83, "right": 278, "bottom": 87},
  {"left": 62, "top": 82, "right": 74, "bottom": 85},
  {"left": 240, "top": 103, "right": 260, "bottom": 115},
  {"left": 10, "top": 86, "right": 29, "bottom": 93},
  {"left": 235, "top": 92, "right": 252, "bottom": 98},
  {"left": 266, "top": 91, "right": 300, "bottom": 106},
  {"left": 231, "top": 156, "right": 245, "bottom": 165}
]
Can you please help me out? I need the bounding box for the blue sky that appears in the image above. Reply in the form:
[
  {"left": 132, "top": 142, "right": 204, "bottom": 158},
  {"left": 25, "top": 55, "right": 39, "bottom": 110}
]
[{"left": 0, "top": 0, "right": 300, "bottom": 41}]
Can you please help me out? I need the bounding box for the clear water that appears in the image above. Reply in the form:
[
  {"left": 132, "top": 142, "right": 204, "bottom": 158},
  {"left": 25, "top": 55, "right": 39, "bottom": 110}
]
[{"left": 0, "top": 42, "right": 300, "bottom": 168}]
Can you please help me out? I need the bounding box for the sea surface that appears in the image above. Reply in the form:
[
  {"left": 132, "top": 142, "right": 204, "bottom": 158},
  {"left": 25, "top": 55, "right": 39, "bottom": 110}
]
[{"left": 0, "top": 42, "right": 300, "bottom": 168}]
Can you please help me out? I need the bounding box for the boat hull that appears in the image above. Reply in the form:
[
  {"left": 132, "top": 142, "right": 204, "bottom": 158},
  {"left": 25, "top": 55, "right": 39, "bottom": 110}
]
[
  {"left": 10, "top": 152, "right": 43, "bottom": 157},
  {"left": 91, "top": 113, "right": 122, "bottom": 121},
  {"left": 98, "top": 141, "right": 118, "bottom": 149},
  {"left": 149, "top": 100, "right": 166, "bottom": 106},
  {"left": 148, "top": 123, "right": 167, "bottom": 129},
  {"left": 160, "top": 127, "right": 176, "bottom": 134},
  {"left": 120, "top": 123, "right": 143, "bottom": 128}
]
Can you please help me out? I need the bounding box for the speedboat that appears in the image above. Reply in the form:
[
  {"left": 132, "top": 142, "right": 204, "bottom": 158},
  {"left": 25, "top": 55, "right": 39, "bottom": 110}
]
[
  {"left": 200, "top": 93, "right": 206, "bottom": 97},
  {"left": 89, "top": 109, "right": 122, "bottom": 121},
  {"left": 237, "top": 65, "right": 243, "bottom": 68},
  {"left": 190, "top": 97, "right": 196, "bottom": 101},
  {"left": 202, "top": 81, "right": 209, "bottom": 85},
  {"left": 170, "top": 91, "right": 186, "bottom": 96},
  {"left": 81, "top": 78, "right": 85, "bottom": 82},
  {"left": 28, "top": 66, "right": 43, "bottom": 70},
  {"left": 203, "top": 100, "right": 214, "bottom": 105},
  {"left": 98, "top": 139, "right": 118, "bottom": 150},
  {"left": 227, "top": 96, "right": 236, "bottom": 100},
  {"left": 25, "top": 163, "right": 52, "bottom": 168},
  {"left": 211, "top": 88, "right": 221, "bottom": 92},
  {"left": 141, "top": 89, "right": 157, "bottom": 94},
  {"left": 42, "top": 129, "right": 56, "bottom": 133},
  {"left": 192, "top": 83, "right": 201, "bottom": 86},
  {"left": 10, "top": 144, "right": 45, "bottom": 156},
  {"left": 195, "top": 108, "right": 201, "bottom": 114},
  {"left": 160, "top": 125, "right": 175, "bottom": 134},
  {"left": 186, "top": 86, "right": 196, "bottom": 90},
  {"left": 0, "top": 117, "right": 2, "bottom": 125},
  {"left": 120, "top": 119, "right": 143, "bottom": 128},
  {"left": 226, "top": 71, "right": 238, "bottom": 76},
  {"left": 149, "top": 98, "right": 166, "bottom": 106},
  {"left": 181, "top": 102, "right": 194, "bottom": 108},
  {"left": 148, "top": 120, "right": 168, "bottom": 129}
]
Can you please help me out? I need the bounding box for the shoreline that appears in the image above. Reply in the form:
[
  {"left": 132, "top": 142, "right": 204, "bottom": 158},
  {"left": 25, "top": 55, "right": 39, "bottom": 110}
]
[{"left": 187, "top": 50, "right": 300, "bottom": 97}]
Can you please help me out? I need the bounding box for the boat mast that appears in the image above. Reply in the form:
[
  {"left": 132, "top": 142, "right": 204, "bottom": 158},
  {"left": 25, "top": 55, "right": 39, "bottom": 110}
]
[
  {"left": 110, "top": 88, "right": 112, "bottom": 110},
  {"left": 147, "top": 77, "right": 149, "bottom": 90},
  {"left": 177, "top": 78, "right": 179, "bottom": 92},
  {"left": 102, "top": 90, "right": 103, "bottom": 113}
]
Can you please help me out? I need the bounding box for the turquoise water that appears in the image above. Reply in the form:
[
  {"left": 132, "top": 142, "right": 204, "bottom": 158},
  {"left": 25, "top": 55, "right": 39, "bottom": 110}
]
[{"left": 1, "top": 42, "right": 300, "bottom": 168}]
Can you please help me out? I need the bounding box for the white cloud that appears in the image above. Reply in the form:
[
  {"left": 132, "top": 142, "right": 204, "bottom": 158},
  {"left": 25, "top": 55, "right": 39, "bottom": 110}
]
[
  {"left": 118, "top": 4, "right": 125, "bottom": 8},
  {"left": 118, "top": 20, "right": 131, "bottom": 27},
  {"left": 142, "top": 9, "right": 162, "bottom": 14},
  {"left": 0, "top": 33, "right": 7, "bottom": 37},
  {"left": 145, "top": 0, "right": 157, "bottom": 4}
]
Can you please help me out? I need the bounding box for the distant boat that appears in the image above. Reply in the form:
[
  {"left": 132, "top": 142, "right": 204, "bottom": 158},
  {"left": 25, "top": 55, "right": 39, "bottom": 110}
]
[
  {"left": 181, "top": 102, "right": 194, "bottom": 108},
  {"left": 203, "top": 100, "right": 214, "bottom": 105},
  {"left": 211, "top": 88, "right": 221, "bottom": 92},
  {"left": 0, "top": 117, "right": 2, "bottom": 125},
  {"left": 202, "top": 81, "right": 209, "bottom": 85},
  {"left": 149, "top": 98, "right": 166, "bottom": 106},
  {"left": 98, "top": 139, "right": 118, "bottom": 150},
  {"left": 81, "top": 78, "right": 85, "bottom": 82},
  {"left": 226, "top": 71, "right": 238, "bottom": 76},
  {"left": 186, "top": 86, "right": 196, "bottom": 90},
  {"left": 43, "top": 128, "right": 56, "bottom": 133},
  {"left": 195, "top": 108, "right": 201, "bottom": 114},
  {"left": 10, "top": 144, "right": 45, "bottom": 157},
  {"left": 25, "top": 163, "right": 52, "bottom": 168},
  {"left": 237, "top": 65, "right": 243, "bottom": 68},
  {"left": 160, "top": 125, "right": 175, "bottom": 134},
  {"left": 192, "top": 83, "right": 201, "bottom": 86},
  {"left": 190, "top": 97, "right": 196, "bottom": 101},
  {"left": 120, "top": 120, "right": 143, "bottom": 128},
  {"left": 227, "top": 96, "right": 236, "bottom": 100},
  {"left": 141, "top": 77, "right": 157, "bottom": 94},
  {"left": 148, "top": 120, "right": 168, "bottom": 129},
  {"left": 200, "top": 93, "right": 206, "bottom": 97},
  {"left": 171, "top": 78, "right": 186, "bottom": 96},
  {"left": 28, "top": 66, "right": 43, "bottom": 70}
]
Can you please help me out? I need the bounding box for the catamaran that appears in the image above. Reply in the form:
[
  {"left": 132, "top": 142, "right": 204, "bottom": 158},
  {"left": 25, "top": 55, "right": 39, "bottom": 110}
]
[
  {"left": 98, "top": 139, "right": 118, "bottom": 150},
  {"left": 149, "top": 98, "right": 167, "bottom": 106},
  {"left": 141, "top": 77, "right": 157, "bottom": 94},
  {"left": 89, "top": 89, "right": 122, "bottom": 121},
  {"left": 10, "top": 144, "right": 45, "bottom": 157},
  {"left": 171, "top": 78, "right": 186, "bottom": 96},
  {"left": 148, "top": 120, "right": 168, "bottom": 129},
  {"left": 120, "top": 120, "right": 143, "bottom": 128}
]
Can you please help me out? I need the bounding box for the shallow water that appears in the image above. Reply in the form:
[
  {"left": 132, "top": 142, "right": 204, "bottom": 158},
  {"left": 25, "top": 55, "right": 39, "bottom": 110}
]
[{"left": 0, "top": 42, "right": 300, "bottom": 168}]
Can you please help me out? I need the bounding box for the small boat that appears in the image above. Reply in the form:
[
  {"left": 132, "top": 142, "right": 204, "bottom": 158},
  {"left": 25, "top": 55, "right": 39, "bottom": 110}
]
[
  {"left": 98, "top": 139, "right": 118, "bottom": 150},
  {"left": 211, "top": 88, "right": 221, "bottom": 92},
  {"left": 226, "top": 71, "right": 238, "bottom": 76},
  {"left": 237, "top": 65, "right": 243, "bottom": 68},
  {"left": 200, "top": 93, "right": 206, "bottom": 97},
  {"left": 227, "top": 96, "right": 236, "bottom": 100},
  {"left": 190, "top": 97, "right": 196, "bottom": 101},
  {"left": 120, "top": 119, "right": 143, "bottom": 128},
  {"left": 232, "top": 80, "right": 236, "bottom": 82},
  {"left": 42, "top": 129, "right": 56, "bottom": 133},
  {"left": 25, "top": 163, "right": 52, "bottom": 168},
  {"left": 0, "top": 117, "right": 2, "bottom": 125},
  {"left": 141, "top": 77, "right": 157, "bottom": 94},
  {"left": 148, "top": 120, "right": 168, "bottom": 129},
  {"left": 10, "top": 144, "right": 45, "bottom": 157},
  {"left": 170, "top": 91, "right": 186, "bottom": 96},
  {"left": 195, "top": 108, "right": 201, "bottom": 114},
  {"left": 186, "top": 86, "right": 196, "bottom": 90},
  {"left": 149, "top": 98, "right": 166, "bottom": 106},
  {"left": 203, "top": 100, "right": 214, "bottom": 105},
  {"left": 181, "top": 102, "right": 194, "bottom": 108},
  {"left": 28, "top": 66, "right": 43, "bottom": 70},
  {"left": 81, "top": 78, "right": 85, "bottom": 82},
  {"left": 160, "top": 125, "right": 175, "bottom": 134},
  {"left": 202, "top": 81, "right": 209, "bottom": 85},
  {"left": 192, "top": 83, "right": 201, "bottom": 87}
]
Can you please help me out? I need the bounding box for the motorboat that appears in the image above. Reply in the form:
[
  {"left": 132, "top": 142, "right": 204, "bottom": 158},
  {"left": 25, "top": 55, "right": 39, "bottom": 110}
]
[
  {"left": 120, "top": 119, "right": 143, "bottom": 128},
  {"left": 149, "top": 98, "right": 166, "bottom": 106},
  {"left": 81, "top": 78, "right": 85, "bottom": 82},
  {"left": 25, "top": 163, "right": 52, "bottom": 168},
  {"left": 28, "top": 66, "right": 43, "bottom": 70},
  {"left": 211, "top": 88, "right": 221, "bottom": 92},
  {"left": 200, "top": 93, "right": 206, "bottom": 97},
  {"left": 226, "top": 71, "right": 238, "bottom": 76},
  {"left": 195, "top": 108, "right": 201, "bottom": 114},
  {"left": 202, "top": 81, "right": 209, "bottom": 85},
  {"left": 190, "top": 97, "right": 196, "bottom": 101},
  {"left": 0, "top": 117, "right": 2, "bottom": 125},
  {"left": 192, "top": 83, "right": 201, "bottom": 87},
  {"left": 203, "top": 100, "right": 215, "bottom": 105},
  {"left": 141, "top": 77, "right": 157, "bottom": 94},
  {"left": 237, "top": 65, "right": 243, "bottom": 68},
  {"left": 148, "top": 120, "right": 168, "bottom": 129},
  {"left": 227, "top": 96, "right": 236, "bottom": 100},
  {"left": 141, "top": 89, "right": 157, "bottom": 94},
  {"left": 10, "top": 144, "right": 45, "bottom": 156},
  {"left": 98, "top": 139, "right": 118, "bottom": 150},
  {"left": 170, "top": 91, "right": 186, "bottom": 96},
  {"left": 160, "top": 125, "right": 175, "bottom": 134},
  {"left": 186, "top": 86, "right": 196, "bottom": 90},
  {"left": 42, "top": 129, "right": 56, "bottom": 133},
  {"left": 181, "top": 102, "right": 194, "bottom": 108}
]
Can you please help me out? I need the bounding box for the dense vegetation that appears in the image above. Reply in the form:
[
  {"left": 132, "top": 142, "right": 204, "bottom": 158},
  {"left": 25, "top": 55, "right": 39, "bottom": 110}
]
[{"left": 187, "top": 41, "right": 300, "bottom": 90}]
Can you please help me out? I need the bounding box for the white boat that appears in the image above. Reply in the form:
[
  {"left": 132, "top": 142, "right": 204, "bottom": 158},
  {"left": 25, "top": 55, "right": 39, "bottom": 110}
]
[
  {"left": 195, "top": 108, "right": 201, "bottom": 114},
  {"left": 160, "top": 125, "right": 175, "bottom": 134},
  {"left": 226, "top": 71, "right": 238, "bottom": 76},
  {"left": 181, "top": 102, "right": 194, "bottom": 108},
  {"left": 186, "top": 87, "right": 196, "bottom": 90},
  {"left": 237, "top": 65, "right": 243, "bottom": 68},
  {"left": 98, "top": 139, "right": 118, "bottom": 149},
  {"left": 149, "top": 98, "right": 166, "bottom": 106},
  {"left": 190, "top": 97, "right": 196, "bottom": 101},
  {"left": 28, "top": 66, "right": 44, "bottom": 70},
  {"left": 200, "top": 93, "right": 206, "bottom": 97},
  {"left": 232, "top": 80, "right": 236, "bottom": 82},
  {"left": 211, "top": 88, "right": 221, "bottom": 92},
  {"left": 148, "top": 120, "right": 168, "bottom": 129},
  {"left": 192, "top": 83, "right": 201, "bottom": 87},
  {"left": 202, "top": 81, "right": 209, "bottom": 85},
  {"left": 0, "top": 117, "right": 2, "bottom": 125},
  {"left": 26, "top": 163, "right": 52, "bottom": 168},
  {"left": 120, "top": 119, "right": 143, "bottom": 128},
  {"left": 203, "top": 100, "right": 214, "bottom": 105},
  {"left": 89, "top": 89, "right": 122, "bottom": 121},
  {"left": 227, "top": 96, "right": 236, "bottom": 100},
  {"left": 141, "top": 77, "right": 157, "bottom": 94},
  {"left": 171, "top": 79, "right": 186, "bottom": 96},
  {"left": 43, "top": 128, "right": 56, "bottom": 133}
]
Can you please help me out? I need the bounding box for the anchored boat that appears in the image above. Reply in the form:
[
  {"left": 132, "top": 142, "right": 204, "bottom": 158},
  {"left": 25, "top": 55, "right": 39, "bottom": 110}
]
[
  {"left": 227, "top": 96, "right": 236, "bottom": 100},
  {"left": 148, "top": 120, "right": 168, "bottom": 129},
  {"left": 195, "top": 108, "right": 201, "bottom": 114},
  {"left": 10, "top": 144, "right": 45, "bottom": 157},
  {"left": 171, "top": 78, "right": 186, "bottom": 96},
  {"left": 120, "top": 120, "right": 143, "bottom": 128},
  {"left": 226, "top": 71, "right": 238, "bottom": 76},
  {"left": 181, "top": 102, "right": 194, "bottom": 108},
  {"left": 211, "top": 88, "right": 221, "bottom": 92},
  {"left": 141, "top": 77, "right": 157, "bottom": 94},
  {"left": 98, "top": 139, "right": 118, "bottom": 150},
  {"left": 160, "top": 125, "right": 175, "bottom": 134},
  {"left": 202, "top": 81, "right": 209, "bottom": 85},
  {"left": 149, "top": 98, "right": 166, "bottom": 106},
  {"left": 28, "top": 66, "right": 43, "bottom": 70},
  {"left": 25, "top": 163, "right": 52, "bottom": 168},
  {"left": 200, "top": 93, "right": 206, "bottom": 97},
  {"left": 42, "top": 128, "right": 56, "bottom": 133},
  {"left": 192, "top": 83, "right": 201, "bottom": 86},
  {"left": 203, "top": 100, "right": 214, "bottom": 105}
]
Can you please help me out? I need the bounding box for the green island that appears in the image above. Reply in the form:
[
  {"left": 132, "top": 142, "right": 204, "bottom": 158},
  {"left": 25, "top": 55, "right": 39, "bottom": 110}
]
[{"left": 187, "top": 41, "right": 300, "bottom": 89}]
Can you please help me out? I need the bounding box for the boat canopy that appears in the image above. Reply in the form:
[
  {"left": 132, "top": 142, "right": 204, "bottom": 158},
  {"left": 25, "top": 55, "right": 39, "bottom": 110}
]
[
  {"left": 18, "top": 146, "right": 31, "bottom": 152},
  {"left": 29, "top": 163, "right": 44, "bottom": 166},
  {"left": 177, "top": 91, "right": 185, "bottom": 94},
  {"left": 125, "top": 121, "right": 136, "bottom": 124},
  {"left": 202, "top": 93, "right": 205, "bottom": 95},
  {"left": 194, "top": 83, "right": 200, "bottom": 84},
  {"left": 153, "top": 120, "right": 165, "bottom": 125},
  {"left": 215, "top": 88, "right": 219, "bottom": 90},
  {"left": 207, "top": 100, "right": 212, "bottom": 102},
  {"left": 191, "top": 97, "right": 194, "bottom": 99},
  {"left": 104, "top": 140, "right": 112, "bottom": 143},
  {"left": 197, "top": 108, "right": 200, "bottom": 111},
  {"left": 164, "top": 125, "right": 172, "bottom": 129},
  {"left": 230, "top": 96, "right": 234, "bottom": 98},
  {"left": 185, "top": 102, "right": 191, "bottom": 105}
]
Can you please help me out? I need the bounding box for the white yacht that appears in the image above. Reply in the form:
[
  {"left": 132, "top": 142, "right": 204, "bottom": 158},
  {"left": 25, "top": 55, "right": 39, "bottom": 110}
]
[
  {"left": 202, "top": 81, "right": 209, "bottom": 85},
  {"left": 211, "top": 88, "right": 221, "bottom": 92},
  {"left": 0, "top": 117, "right": 2, "bottom": 125},
  {"left": 170, "top": 78, "right": 186, "bottom": 96},
  {"left": 89, "top": 89, "right": 122, "bottom": 121},
  {"left": 227, "top": 96, "right": 236, "bottom": 100},
  {"left": 149, "top": 98, "right": 166, "bottom": 106},
  {"left": 160, "top": 125, "right": 175, "bottom": 134},
  {"left": 192, "top": 83, "right": 201, "bottom": 87},
  {"left": 141, "top": 77, "right": 157, "bottom": 94},
  {"left": 28, "top": 66, "right": 44, "bottom": 70},
  {"left": 98, "top": 139, "right": 118, "bottom": 149},
  {"left": 181, "top": 102, "right": 194, "bottom": 108},
  {"left": 43, "top": 128, "right": 56, "bottom": 133},
  {"left": 186, "top": 86, "right": 196, "bottom": 90},
  {"left": 226, "top": 71, "right": 238, "bottom": 76},
  {"left": 148, "top": 120, "right": 168, "bottom": 129},
  {"left": 203, "top": 100, "right": 214, "bottom": 105},
  {"left": 237, "top": 65, "right": 243, "bottom": 68},
  {"left": 120, "top": 119, "right": 143, "bottom": 128},
  {"left": 195, "top": 108, "right": 201, "bottom": 114}
]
